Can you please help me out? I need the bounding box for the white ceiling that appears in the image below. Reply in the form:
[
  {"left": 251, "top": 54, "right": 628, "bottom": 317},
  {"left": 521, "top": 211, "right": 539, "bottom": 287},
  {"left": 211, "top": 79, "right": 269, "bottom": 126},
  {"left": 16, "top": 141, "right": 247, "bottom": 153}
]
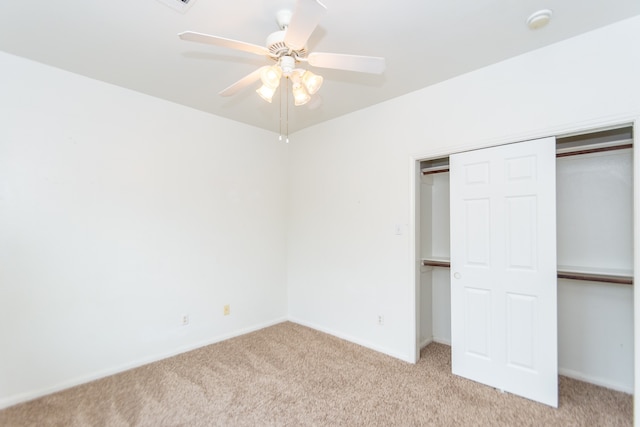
[{"left": 1, "top": 0, "right": 639, "bottom": 134}]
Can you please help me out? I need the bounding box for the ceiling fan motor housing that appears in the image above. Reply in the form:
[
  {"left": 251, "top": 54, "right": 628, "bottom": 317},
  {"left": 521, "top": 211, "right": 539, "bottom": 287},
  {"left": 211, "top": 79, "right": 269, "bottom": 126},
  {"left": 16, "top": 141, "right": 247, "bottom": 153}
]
[{"left": 266, "top": 30, "right": 308, "bottom": 59}]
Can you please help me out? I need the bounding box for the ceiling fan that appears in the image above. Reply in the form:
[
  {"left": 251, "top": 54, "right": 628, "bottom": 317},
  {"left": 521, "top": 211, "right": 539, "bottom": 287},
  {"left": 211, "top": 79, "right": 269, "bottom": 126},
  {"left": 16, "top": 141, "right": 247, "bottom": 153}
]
[{"left": 178, "top": 0, "right": 386, "bottom": 106}]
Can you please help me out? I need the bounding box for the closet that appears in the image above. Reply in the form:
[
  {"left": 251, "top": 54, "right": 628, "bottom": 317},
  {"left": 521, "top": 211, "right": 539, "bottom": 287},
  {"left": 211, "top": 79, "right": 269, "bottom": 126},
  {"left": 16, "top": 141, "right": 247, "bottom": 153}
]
[{"left": 417, "top": 126, "right": 634, "bottom": 405}]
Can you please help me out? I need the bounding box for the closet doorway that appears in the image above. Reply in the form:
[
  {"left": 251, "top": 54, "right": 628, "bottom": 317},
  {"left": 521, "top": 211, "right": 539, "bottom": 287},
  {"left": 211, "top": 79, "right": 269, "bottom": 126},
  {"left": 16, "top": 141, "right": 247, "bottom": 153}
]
[{"left": 415, "top": 125, "right": 634, "bottom": 406}]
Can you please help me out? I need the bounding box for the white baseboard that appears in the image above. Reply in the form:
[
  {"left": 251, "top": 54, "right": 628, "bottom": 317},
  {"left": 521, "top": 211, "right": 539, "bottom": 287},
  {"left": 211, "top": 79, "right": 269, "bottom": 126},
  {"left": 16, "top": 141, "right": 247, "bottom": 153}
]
[
  {"left": 558, "top": 367, "right": 634, "bottom": 395},
  {"left": 432, "top": 337, "right": 451, "bottom": 346},
  {"left": 419, "top": 338, "right": 432, "bottom": 349},
  {"left": 419, "top": 337, "right": 450, "bottom": 351},
  {"left": 418, "top": 341, "right": 633, "bottom": 396},
  {"left": 288, "top": 317, "right": 415, "bottom": 364},
  {"left": 0, "top": 317, "right": 288, "bottom": 410}
]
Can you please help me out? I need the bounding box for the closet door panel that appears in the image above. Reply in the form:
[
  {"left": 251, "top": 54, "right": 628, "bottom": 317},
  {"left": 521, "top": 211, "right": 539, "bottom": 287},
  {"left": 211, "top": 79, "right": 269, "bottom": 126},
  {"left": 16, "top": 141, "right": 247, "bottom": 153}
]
[
  {"left": 450, "top": 137, "right": 557, "bottom": 407},
  {"left": 464, "top": 287, "right": 492, "bottom": 358},
  {"left": 506, "top": 196, "right": 537, "bottom": 270},
  {"left": 506, "top": 293, "right": 536, "bottom": 370},
  {"left": 464, "top": 198, "right": 491, "bottom": 266}
]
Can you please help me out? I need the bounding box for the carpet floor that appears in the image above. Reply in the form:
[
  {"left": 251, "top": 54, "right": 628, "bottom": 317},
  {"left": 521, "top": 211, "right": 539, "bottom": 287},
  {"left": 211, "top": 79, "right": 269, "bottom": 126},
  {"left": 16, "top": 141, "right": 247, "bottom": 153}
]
[{"left": 0, "top": 322, "right": 632, "bottom": 426}]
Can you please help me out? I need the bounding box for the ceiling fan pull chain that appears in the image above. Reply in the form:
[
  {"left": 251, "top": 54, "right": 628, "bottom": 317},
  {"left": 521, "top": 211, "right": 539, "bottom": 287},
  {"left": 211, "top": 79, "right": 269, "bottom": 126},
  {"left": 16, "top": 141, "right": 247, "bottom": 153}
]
[
  {"left": 279, "top": 80, "right": 283, "bottom": 141},
  {"left": 286, "top": 77, "right": 290, "bottom": 143}
]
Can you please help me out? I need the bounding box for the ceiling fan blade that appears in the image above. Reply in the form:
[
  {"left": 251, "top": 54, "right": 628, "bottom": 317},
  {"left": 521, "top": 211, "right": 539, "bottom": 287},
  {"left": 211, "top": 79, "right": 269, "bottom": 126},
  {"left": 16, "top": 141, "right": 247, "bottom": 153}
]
[
  {"left": 284, "top": 0, "right": 327, "bottom": 51},
  {"left": 307, "top": 52, "right": 386, "bottom": 74},
  {"left": 178, "top": 31, "right": 269, "bottom": 56},
  {"left": 219, "top": 66, "right": 267, "bottom": 97}
]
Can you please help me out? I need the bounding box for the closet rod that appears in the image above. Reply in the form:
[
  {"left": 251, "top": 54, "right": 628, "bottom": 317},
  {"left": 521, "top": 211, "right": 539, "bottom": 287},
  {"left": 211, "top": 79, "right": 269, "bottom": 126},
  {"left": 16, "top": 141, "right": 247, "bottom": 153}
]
[
  {"left": 556, "top": 143, "right": 632, "bottom": 158},
  {"left": 557, "top": 271, "right": 633, "bottom": 285},
  {"left": 421, "top": 141, "right": 632, "bottom": 174},
  {"left": 421, "top": 261, "right": 633, "bottom": 285},
  {"left": 421, "top": 166, "right": 449, "bottom": 175},
  {"left": 422, "top": 259, "right": 451, "bottom": 268}
]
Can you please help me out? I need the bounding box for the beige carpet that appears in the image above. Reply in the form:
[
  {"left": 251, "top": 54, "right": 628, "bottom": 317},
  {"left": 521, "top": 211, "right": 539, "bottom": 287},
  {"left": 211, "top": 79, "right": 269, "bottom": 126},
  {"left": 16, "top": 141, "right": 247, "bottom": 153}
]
[{"left": 0, "top": 322, "right": 632, "bottom": 426}]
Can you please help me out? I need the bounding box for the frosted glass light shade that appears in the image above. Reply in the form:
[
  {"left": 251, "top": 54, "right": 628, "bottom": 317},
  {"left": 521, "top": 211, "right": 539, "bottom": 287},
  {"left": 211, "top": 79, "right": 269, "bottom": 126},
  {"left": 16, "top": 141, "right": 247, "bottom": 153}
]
[
  {"left": 261, "top": 66, "right": 282, "bottom": 89},
  {"left": 292, "top": 83, "right": 310, "bottom": 106},
  {"left": 256, "top": 84, "right": 276, "bottom": 103},
  {"left": 302, "top": 71, "right": 323, "bottom": 95}
]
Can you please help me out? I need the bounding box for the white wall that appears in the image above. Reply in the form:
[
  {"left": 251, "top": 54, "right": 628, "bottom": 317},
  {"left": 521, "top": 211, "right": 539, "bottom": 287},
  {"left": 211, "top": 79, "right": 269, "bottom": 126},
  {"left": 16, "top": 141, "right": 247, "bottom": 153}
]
[
  {"left": 0, "top": 52, "right": 289, "bottom": 409},
  {"left": 287, "top": 13, "right": 640, "bottom": 378}
]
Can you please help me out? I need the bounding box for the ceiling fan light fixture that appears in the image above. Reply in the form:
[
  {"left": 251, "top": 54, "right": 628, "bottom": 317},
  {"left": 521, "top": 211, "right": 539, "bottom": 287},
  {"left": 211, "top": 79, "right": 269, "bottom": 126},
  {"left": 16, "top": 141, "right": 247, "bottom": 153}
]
[
  {"left": 302, "top": 70, "right": 323, "bottom": 95},
  {"left": 261, "top": 65, "right": 282, "bottom": 89},
  {"left": 178, "top": 0, "right": 386, "bottom": 120},
  {"left": 292, "top": 83, "right": 311, "bottom": 106},
  {"left": 256, "top": 84, "right": 277, "bottom": 103}
]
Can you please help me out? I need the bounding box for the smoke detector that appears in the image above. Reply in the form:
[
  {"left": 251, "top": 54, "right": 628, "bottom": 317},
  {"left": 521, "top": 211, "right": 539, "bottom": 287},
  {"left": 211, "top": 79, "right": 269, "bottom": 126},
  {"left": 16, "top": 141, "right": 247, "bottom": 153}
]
[{"left": 527, "top": 9, "right": 553, "bottom": 30}]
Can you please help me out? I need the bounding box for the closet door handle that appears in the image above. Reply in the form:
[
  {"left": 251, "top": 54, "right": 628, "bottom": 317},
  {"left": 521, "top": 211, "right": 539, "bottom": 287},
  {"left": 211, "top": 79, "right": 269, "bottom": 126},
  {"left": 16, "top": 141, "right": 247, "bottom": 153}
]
[{"left": 453, "top": 272, "right": 461, "bottom": 280}]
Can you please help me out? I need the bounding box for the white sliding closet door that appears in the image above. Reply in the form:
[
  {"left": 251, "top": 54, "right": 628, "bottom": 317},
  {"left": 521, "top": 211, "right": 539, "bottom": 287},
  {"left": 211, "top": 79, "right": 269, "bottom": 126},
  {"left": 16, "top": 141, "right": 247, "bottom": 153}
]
[{"left": 449, "top": 137, "right": 558, "bottom": 407}]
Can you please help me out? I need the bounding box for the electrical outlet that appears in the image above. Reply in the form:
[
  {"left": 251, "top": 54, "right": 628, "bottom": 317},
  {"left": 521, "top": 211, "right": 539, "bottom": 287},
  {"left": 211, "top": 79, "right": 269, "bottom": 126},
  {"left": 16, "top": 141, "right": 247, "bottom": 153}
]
[
  {"left": 223, "top": 304, "right": 230, "bottom": 316},
  {"left": 377, "top": 315, "right": 384, "bottom": 326},
  {"left": 182, "top": 314, "right": 189, "bottom": 326}
]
